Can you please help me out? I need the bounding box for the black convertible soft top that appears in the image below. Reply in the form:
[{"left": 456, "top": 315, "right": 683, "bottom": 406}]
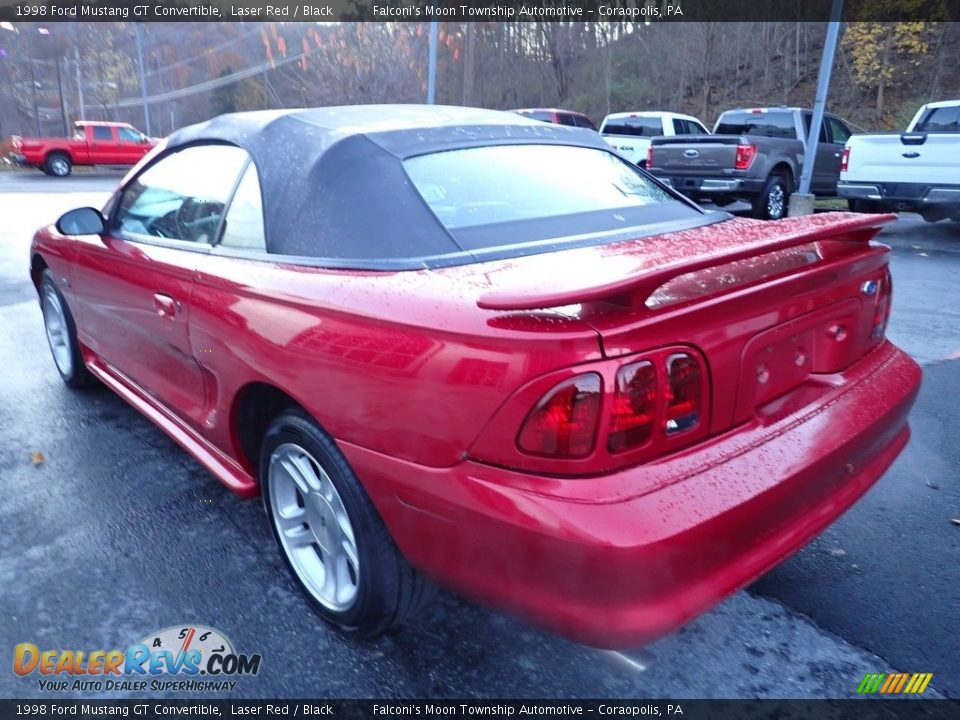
[{"left": 165, "top": 105, "right": 708, "bottom": 269}]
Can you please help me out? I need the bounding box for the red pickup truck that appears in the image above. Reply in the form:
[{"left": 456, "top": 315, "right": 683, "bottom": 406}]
[{"left": 4, "top": 121, "right": 156, "bottom": 177}]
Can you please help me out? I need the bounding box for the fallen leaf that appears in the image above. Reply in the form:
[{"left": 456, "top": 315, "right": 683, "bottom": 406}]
[
  {"left": 918, "top": 252, "right": 928, "bottom": 257},
  {"left": 829, "top": 548, "right": 847, "bottom": 557},
  {"left": 30, "top": 451, "right": 45, "bottom": 466}
]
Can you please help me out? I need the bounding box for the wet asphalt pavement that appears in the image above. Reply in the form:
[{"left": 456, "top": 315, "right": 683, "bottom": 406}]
[{"left": 0, "top": 172, "right": 957, "bottom": 700}]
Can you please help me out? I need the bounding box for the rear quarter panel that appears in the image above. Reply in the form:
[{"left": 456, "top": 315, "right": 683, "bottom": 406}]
[{"left": 187, "top": 253, "right": 604, "bottom": 471}]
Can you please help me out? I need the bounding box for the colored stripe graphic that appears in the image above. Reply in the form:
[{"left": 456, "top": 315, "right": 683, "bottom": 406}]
[{"left": 858, "top": 672, "right": 933, "bottom": 694}]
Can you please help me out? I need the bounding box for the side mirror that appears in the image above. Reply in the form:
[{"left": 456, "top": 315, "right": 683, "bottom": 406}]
[{"left": 56, "top": 207, "right": 105, "bottom": 236}]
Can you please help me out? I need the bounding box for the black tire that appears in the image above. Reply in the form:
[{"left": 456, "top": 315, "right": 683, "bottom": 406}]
[
  {"left": 752, "top": 174, "right": 790, "bottom": 220},
  {"left": 44, "top": 152, "right": 72, "bottom": 177},
  {"left": 260, "top": 410, "right": 433, "bottom": 637},
  {"left": 39, "top": 270, "right": 94, "bottom": 389}
]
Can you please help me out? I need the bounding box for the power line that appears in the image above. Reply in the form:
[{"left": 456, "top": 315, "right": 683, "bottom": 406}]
[
  {"left": 142, "top": 25, "right": 265, "bottom": 79},
  {"left": 112, "top": 48, "right": 309, "bottom": 108}
]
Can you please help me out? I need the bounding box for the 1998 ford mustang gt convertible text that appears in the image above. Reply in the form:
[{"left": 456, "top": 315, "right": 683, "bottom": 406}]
[{"left": 30, "top": 106, "right": 921, "bottom": 648}]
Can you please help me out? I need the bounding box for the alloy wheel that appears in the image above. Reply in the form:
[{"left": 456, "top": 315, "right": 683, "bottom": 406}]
[
  {"left": 767, "top": 184, "right": 785, "bottom": 219},
  {"left": 268, "top": 443, "right": 360, "bottom": 612},
  {"left": 42, "top": 284, "right": 73, "bottom": 376}
]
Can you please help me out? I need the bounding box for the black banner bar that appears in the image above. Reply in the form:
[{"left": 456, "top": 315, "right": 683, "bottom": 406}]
[
  {"left": 1, "top": 0, "right": 960, "bottom": 24},
  {"left": 1, "top": 700, "right": 959, "bottom": 720}
]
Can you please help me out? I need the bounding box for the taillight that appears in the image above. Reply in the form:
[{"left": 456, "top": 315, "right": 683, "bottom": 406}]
[
  {"left": 646, "top": 145, "right": 654, "bottom": 168},
  {"left": 872, "top": 269, "right": 893, "bottom": 340},
  {"left": 734, "top": 144, "right": 756, "bottom": 170},
  {"left": 507, "top": 350, "right": 709, "bottom": 468},
  {"left": 665, "top": 353, "right": 703, "bottom": 434},
  {"left": 608, "top": 361, "right": 657, "bottom": 453},
  {"left": 841, "top": 146, "right": 850, "bottom": 173},
  {"left": 517, "top": 373, "right": 602, "bottom": 458},
  {"left": 608, "top": 352, "right": 705, "bottom": 453}
]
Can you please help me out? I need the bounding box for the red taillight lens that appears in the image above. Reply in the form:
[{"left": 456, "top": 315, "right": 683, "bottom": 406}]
[
  {"left": 646, "top": 145, "right": 654, "bottom": 168},
  {"left": 665, "top": 353, "right": 703, "bottom": 434},
  {"left": 840, "top": 146, "right": 850, "bottom": 173},
  {"left": 734, "top": 144, "right": 756, "bottom": 170},
  {"left": 517, "top": 373, "right": 602, "bottom": 458},
  {"left": 872, "top": 269, "right": 893, "bottom": 340},
  {"left": 608, "top": 361, "right": 657, "bottom": 453}
]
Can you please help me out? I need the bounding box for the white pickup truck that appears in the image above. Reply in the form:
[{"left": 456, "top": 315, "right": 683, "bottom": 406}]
[
  {"left": 599, "top": 111, "right": 709, "bottom": 167},
  {"left": 839, "top": 99, "right": 960, "bottom": 221}
]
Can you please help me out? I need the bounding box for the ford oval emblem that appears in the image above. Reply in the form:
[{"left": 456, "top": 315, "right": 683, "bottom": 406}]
[
  {"left": 861, "top": 280, "right": 878, "bottom": 296},
  {"left": 683, "top": 149, "right": 700, "bottom": 158}
]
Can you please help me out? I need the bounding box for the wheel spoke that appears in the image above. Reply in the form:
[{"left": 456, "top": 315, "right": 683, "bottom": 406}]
[
  {"left": 280, "top": 454, "right": 319, "bottom": 495},
  {"left": 281, "top": 520, "right": 314, "bottom": 549}
]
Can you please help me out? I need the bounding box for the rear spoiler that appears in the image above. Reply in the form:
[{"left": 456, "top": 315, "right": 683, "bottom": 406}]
[{"left": 477, "top": 213, "right": 894, "bottom": 311}]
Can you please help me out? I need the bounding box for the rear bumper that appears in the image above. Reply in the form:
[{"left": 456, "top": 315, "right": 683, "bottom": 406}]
[
  {"left": 839, "top": 180, "right": 960, "bottom": 208},
  {"left": 655, "top": 174, "right": 765, "bottom": 198},
  {"left": 344, "top": 341, "right": 920, "bottom": 648}
]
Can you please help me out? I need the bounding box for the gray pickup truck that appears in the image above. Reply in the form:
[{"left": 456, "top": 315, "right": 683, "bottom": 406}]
[{"left": 647, "top": 107, "right": 854, "bottom": 220}]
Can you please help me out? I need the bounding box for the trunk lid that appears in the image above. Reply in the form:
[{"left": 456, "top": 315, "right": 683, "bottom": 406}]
[{"left": 463, "top": 212, "right": 894, "bottom": 434}]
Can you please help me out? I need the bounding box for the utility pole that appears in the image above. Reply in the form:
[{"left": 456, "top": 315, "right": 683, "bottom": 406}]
[
  {"left": 74, "top": 43, "right": 84, "bottom": 121},
  {"left": 27, "top": 33, "right": 41, "bottom": 135},
  {"left": 134, "top": 23, "right": 151, "bottom": 135},
  {"left": 790, "top": 0, "right": 844, "bottom": 215},
  {"left": 462, "top": 23, "right": 475, "bottom": 106},
  {"left": 56, "top": 56, "right": 68, "bottom": 136},
  {"left": 427, "top": 20, "right": 438, "bottom": 104}
]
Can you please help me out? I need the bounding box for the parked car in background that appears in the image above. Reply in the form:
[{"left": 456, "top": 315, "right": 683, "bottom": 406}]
[
  {"left": 599, "top": 111, "right": 709, "bottom": 167},
  {"left": 839, "top": 99, "right": 960, "bottom": 222},
  {"left": 648, "top": 107, "right": 854, "bottom": 220},
  {"left": 3, "top": 120, "right": 156, "bottom": 177},
  {"left": 32, "top": 105, "right": 920, "bottom": 649},
  {"left": 510, "top": 108, "right": 597, "bottom": 130}
]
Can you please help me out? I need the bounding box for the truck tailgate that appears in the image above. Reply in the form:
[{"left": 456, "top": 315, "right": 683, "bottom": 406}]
[
  {"left": 650, "top": 135, "right": 742, "bottom": 173},
  {"left": 844, "top": 132, "right": 960, "bottom": 186}
]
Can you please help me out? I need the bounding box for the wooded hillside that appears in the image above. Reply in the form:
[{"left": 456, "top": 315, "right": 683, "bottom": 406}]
[{"left": 1, "top": 21, "right": 957, "bottom": 138}]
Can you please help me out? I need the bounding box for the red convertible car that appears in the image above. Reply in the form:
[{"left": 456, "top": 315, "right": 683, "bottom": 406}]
[{"left": 31, "top": 105, "right": 921, "bottom": 648}]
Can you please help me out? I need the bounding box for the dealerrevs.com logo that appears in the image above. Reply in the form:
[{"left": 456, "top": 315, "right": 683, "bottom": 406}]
[{"left": 13, "top": 625, "right": 261, "bottom": 693}]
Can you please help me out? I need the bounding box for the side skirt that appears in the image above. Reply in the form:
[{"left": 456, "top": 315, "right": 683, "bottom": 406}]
[{"left": 83, "top": 350, "right": 259, "bottom": 498}]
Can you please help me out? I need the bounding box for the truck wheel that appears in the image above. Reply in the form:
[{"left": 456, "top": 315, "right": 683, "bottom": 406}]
[
  {"left": 752, "top": 174, "right": 790, "bottom": 221},
  {"left": 45, "top": 153, "right": 72, "bottom": 177}
]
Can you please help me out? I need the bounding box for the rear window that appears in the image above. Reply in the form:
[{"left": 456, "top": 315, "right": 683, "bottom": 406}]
[
  {"left": 916, "top": 105, "right": 960, "bottom": 132},
  {"left": 404, "top": 144, "right": 697, "bottom": 251},
  {"left": 715, "top": 111, "right": 798, "bottom": 138},
  {"left": 600, "top": 117, "right": 663, "bottom": 137}
]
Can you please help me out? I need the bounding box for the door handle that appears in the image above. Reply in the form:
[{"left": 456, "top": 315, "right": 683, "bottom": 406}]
[{"left": 153, "top": 293, "right": 180, "bottom": 318}]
